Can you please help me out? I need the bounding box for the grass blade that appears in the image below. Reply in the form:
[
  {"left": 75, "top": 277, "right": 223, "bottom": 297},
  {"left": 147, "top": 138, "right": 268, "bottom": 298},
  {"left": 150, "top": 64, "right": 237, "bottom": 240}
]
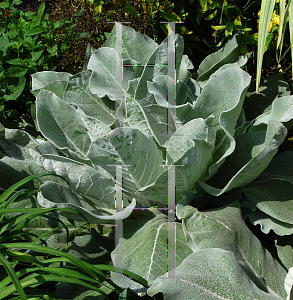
[
  {"left": 39, "top": 257, "right": 148, "bottom": 290},
  {"left": 0, "top": 273, "right": 110, "bottom": 300},
  {"left": 92, "top": 265, "right": 149, "bottom": 288},
  {"left": 0, "top": 252, "right": 27, "bottom": 300},
  {"left": 0, "top": 242, "right": 103, "bottom": 280},
  {"left": 277, "top": 0, "right": 286, "bottom": 62},
  {"left": 256, "top": 0, "right": 276, "bottom": 92},
  {"left": 0, "top": 173, "right": 72, "bottom": 205},
  {"left": 0, "top": 207, "right": 79, "bottom": 237},
  {"left": 0, "top": 266, "right": 107, "bottom": 291}
]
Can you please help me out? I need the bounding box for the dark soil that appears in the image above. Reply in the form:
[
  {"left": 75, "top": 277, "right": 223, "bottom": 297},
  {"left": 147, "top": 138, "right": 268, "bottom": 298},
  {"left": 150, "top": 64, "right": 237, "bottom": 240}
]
[{"left": 16, "top": 0, "right": 169, "bottom": 74}]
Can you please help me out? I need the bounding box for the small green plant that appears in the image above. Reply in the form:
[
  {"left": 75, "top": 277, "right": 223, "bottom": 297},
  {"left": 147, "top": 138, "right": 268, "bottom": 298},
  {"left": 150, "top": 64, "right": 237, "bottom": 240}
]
[
  {"left": 0, "top": 0, "right": 63, "bottom": 120},
  {"left": 197, "top": 0, "right": 253, "bottom": 47}
]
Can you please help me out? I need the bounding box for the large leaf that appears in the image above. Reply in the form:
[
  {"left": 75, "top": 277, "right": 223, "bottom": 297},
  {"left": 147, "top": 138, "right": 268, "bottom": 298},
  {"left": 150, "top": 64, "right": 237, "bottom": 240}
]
[
  {"left": 195, "top": 35, "right": 248, "bottom": 84},
  {"left": 0, "top": 128, "right": 45, "bottom": 160},
  {"left": 148, "top": 248, "right": 284, "bottom": 300},
  {"left": 285, "top": 268, "right": 293, "bottom": 300},
  {"left": 0, "top": 156, "right": 50, "bottom": 190},
  {"left": 246, "top": 209, "right": 293, "bottom": 236},
  {"left": 110, "top": 210, "right": 192, "bottom": 293},
  {"left": 102, "top": 22, "right": 158, "bottom": 64},
  {"left": 36, "top": 154, "right": 116, "bottom": 206},
  {"left": 192, "top": 67, "right": 251, "bottom": 134},
  {"left": 181, "top": 201, "right": 287, "bottom": 299},
  {"left": 201, "top": 120, "right": 287, "bottom": 196},
  {"left": 166, "top": 117, "right": 216, "bottom": 164},
  {"left": 139, "top": 118, "right": 215, "bottom": 205},
  {"left": 243, "top": 151, "right": 293, "bottom": 226},
  {"left": 63, "top": 70, "right": 116, "bottom": 126},
  {"left": 36, "top": 90, "right": 92, "bottom": 161},
  {"left": 87, "top": 128, "right": 165, "bottom": 206},
  {"left": 275, "top": 235, "right": 293, "bottom": 271},
  {"left": 177, "top": 55, "right": 194, "bottom": 83},
  {"left": 0, "top": 128, "right": 61, "bottom": 190},
  {"left": 191, "top": 67, "right": 251, "bottom": 179},
  {"left": 127, "top": 75, "right": 196, "bottom": 144},
  {"left": 37, "top": 181, "right": 136, "bottom": 224},
  {"left": 134, "top": 32, "right": 185, "bottom": 147},
  {"left": 88, "top": 48, "right": 143, "bottom": 100},
  {"left": 124, "top": 78, "right": 152, "bottom": 138},
  {"left": 243, "top": 73, "right": 291, "bottom": 121},
  {"left": 31, "top": 71, "right": 72, "bottom": 97},
  {"left": 254, "top": 95, "right": 293, "bottom": 126},
  {"left": 147, "top": 75, "right": 196, "bottom": 126}
]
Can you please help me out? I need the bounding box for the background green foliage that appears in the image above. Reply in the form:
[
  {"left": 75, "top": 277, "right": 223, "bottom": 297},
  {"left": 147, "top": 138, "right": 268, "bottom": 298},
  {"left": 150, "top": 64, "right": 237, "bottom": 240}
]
[
  {"left": 1, "top": 0, "right": 292, "bottom": 139},
  {"left": 0, "top": 0, "right": 65, "bottom": 120}
]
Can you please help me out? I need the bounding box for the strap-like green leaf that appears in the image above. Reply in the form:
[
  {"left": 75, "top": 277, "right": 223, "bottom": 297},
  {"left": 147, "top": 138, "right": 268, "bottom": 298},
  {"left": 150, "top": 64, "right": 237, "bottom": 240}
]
[
  {"left": 0, "top": 252, "right": 27, "bottom": 300},
  {"left": 256, "top": 0, "right": 276, "bottom": 92}
]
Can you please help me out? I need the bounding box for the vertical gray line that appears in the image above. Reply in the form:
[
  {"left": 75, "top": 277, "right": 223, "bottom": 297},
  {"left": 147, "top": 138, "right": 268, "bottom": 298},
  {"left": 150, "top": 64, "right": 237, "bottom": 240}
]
[
  {"left": 168, "top": 164, "right": 176, "bottom": 277},
  {"left": 114, "top": 165, "right": 123, "bottom": 280},
  {"left": 115, "top": 22, "right": 124, "bottom": 128},
  {"left": 168, "top": 22, "right": 176, "bottom": 132},
  {"left": 167, "top": 22, "right": 176, "bottom": 278},
  {"left": 114, "top": 21, "right": 124, "bottom": 280}
]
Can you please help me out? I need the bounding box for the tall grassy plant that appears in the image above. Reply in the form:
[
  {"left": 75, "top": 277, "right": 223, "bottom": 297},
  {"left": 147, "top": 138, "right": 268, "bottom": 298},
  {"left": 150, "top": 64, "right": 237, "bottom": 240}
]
[{"left": 257, "top": 0, "right": 293, "bottom": 92}]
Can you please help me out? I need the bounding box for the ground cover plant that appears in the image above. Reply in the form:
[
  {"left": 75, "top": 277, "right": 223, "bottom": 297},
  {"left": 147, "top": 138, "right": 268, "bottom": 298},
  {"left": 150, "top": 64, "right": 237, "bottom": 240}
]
[
  {"left": 0, "top": 0, "right": 66, "bottom": 120},
  {"left": 0, "top": 22, "right": 293, "bottom": 299}
]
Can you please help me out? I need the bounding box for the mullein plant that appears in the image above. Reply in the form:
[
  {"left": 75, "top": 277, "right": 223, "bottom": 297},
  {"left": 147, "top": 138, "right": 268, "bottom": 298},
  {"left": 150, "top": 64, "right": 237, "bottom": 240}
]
[{"left": 0, "top": 22, "right": 293, "bottom": 299}]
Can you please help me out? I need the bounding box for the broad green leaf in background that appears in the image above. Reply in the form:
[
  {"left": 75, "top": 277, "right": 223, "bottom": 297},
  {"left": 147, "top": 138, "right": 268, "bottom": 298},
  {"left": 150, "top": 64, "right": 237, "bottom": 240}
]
[
  {"left": 4, "top": 76, "right": 26, "bottom": 101},
  {"left": 243, "top": 151, "right": 293, "bottom": 227},
  {"left": 275, "top": 235, "right": 293, "bottom": 272},
  {"left": 195, "top": 34, "right": 250, "bottom": 85},
  {"left": 243, "top": 73, "right": 291, "bottom": 121}
]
